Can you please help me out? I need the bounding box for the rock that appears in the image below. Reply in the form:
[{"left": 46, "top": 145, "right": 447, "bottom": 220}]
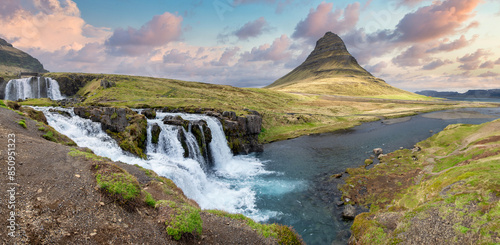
[
  {"left": 331, "top": 173, "right": 342, "bottom": 178},
  {"left": 141, "top": 108, "right": 156, "bottom": 119},
  {"left": 378, "top": 154, "right": 387, "bottom": 159},
  {"left": 151, "top": 123, "right": 161, "bottom": 144},
  {"left": 222, "top": 111, "right": 237, "bottom": 121},
  {"left": 373, "top": 148, "right": 383, "bottom": 155},
  {"left": 163, "top": 115, "right": 188, "bottom": 128},
  {"left": 364, "top": 159, "right": 373, "bottom": 165},
  {"left": 20, "top": 106, "right": 48, "bottom": 124},
  {"left": 49, "top": 108, "right": 71, "bottom": 118},
  {"left": 342, "top": 204, "right": 356, "bottom": 219},
  {"left": 100, "top": 79, "right": 116, "bottom": 89},
  {"left": 245, "top": 115, "right": 262, "bottom": 134}
]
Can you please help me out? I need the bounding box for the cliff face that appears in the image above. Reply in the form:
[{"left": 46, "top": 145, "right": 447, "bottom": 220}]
[
  {"left": 0, "top": 37, "right": 48, "bottom": 73},
  {"left": 45, "top": 73, "right": 101, "bottom": 97},
  {"left": 267, "top": 32, "right": 415, "bottom": 97}
]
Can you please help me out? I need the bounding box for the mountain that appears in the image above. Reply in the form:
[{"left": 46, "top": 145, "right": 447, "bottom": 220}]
[
  {"left": 417, "top": 89, "right": 500, "bottom": 98},
  {"left": 0, "top": 37, "right": 48, "bottom": 73},
  {"left": 266, "top": 32, "right": 418, "bottom": 98}
]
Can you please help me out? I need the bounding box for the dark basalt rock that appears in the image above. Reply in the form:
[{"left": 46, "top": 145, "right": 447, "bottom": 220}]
[
  {"left": 74, "top": 106, "right": 147, "bottom": 158},
  {"left": 151, "top": 123, "right": 161, "bottom": 144},
  {"left": 163, "top": 115, "right": 189, "bottom": 130},
  {"left": 49, "top": 108, "right": 71, "bottom": 118},
  {"left": 219, "top": 110, "right": 263, "bottom": 155},
  {"left": 49, "top": 74, "right": 100, "bottom": 97},
  {"left": 141, "top": 108, "right": 156, "bottom": 119},
  {"left": 0, "top": 77, "right": 6, "bottom": 99}
]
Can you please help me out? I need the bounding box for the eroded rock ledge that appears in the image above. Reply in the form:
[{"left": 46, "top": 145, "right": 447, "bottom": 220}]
[{"left": 74, "top": 106, "right": 148, "bottom": 158}]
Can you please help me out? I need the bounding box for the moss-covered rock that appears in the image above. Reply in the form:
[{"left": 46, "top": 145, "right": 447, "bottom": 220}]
[
  {"left": 151, "top": 123, "right": 161, "bottom": 144},
  {"left": 74, "top": 106, "right": 148, "bottom": 158}
]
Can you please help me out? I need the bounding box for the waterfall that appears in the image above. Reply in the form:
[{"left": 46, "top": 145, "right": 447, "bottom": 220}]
[
  {"left": 4, "top": 77, "right": 64, "bottom": 100},
  {"left": 36, "top": 107, "right": 276, "bottom": 221}
]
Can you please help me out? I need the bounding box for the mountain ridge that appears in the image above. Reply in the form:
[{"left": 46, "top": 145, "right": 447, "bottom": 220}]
[
  {"left": 0, "top": 37, "right": 48, "bottom": 74},
  {"left": 267, "top": 32, "right": 420, "bottom": 98}
]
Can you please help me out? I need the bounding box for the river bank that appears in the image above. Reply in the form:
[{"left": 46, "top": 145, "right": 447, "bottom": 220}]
[{"left": 338, "top": 111, "right": 500, "bottom": 244}]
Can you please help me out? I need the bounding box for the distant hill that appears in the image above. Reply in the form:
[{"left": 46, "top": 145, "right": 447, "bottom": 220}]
[
  {"left": 0, "top": 37, "right": 48, "bottom": 74},
  {"left": 266, "top": 32, "right": 421, "bottom": 99},
  {"left": 417, "top": 89, "right": 500, "bottom": 98}
]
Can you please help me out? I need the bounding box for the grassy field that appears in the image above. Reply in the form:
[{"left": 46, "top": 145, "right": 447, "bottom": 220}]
[
  {"left": 341, "top": 119, "right": 500, "bottom": 244},
  {"left": 21, "top": 72, "right": 497, "bottom": 143}
]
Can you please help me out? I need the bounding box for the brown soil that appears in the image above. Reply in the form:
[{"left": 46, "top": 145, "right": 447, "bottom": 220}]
[{"left": 0, "top": 106, "right": 275, "bottom": 244}]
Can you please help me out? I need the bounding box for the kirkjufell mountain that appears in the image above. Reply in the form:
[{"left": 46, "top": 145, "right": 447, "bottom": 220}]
[{"left": 267, "top": 32, "right": 416, "bottom": 97}]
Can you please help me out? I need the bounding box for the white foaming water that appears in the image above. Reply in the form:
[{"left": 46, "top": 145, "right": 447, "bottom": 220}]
[
  {"left": 5, "top": 77, "right": 64, "bottom": 100},
  {"left": 37, "top": 108, "right": 284, "bottom": 221}
]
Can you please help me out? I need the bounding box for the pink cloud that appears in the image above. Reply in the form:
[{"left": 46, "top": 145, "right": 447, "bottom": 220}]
[
  {"left": 458, "top": 49, "right": 490, "bottom": 70},
  {"left": 426, "top": 35, "right": 477, "bottom": 53},
  {"left": 478, "top": 71, "right": 499, "bottom": 77},
  {"left": 495, "top": 58, "right": 500, "bottom": 65},
  {"left": 292, "top": 2, "right": 360, "bottom": 42},
  {"left": 163, "top": 49, "right": 192, "bottom": 64},
  {"left": 0, "top": 0, "right": 22, "bottom": 19},
  {"left": 394, "top": 0, "right": 481, "bottom": 42},
  {"left": 105, "top": 12, "right": 183, "bottom": 56},
  {"left": 392, "top": 45, "right": 429, "bottom": 67},
  {"left": 234, "top": 17, "right": 270, "bottom": 40},
  {"left": 240, "top": 34, "right": 291, "bottom": 62},
  {"left": 212, "top": 47, "right": 240, "bottom": 66},
  {"left": 397, "top": 0, "right": 425, "bottom": 7},
  {"left": 422, "top": 59, "right": 453, "bottom": 70},
  {"left": 479, "top": 61, "right": 495, "bottom": 69},
  {"left": 365, "top": 61, "right": 388, "bottom": 74}
]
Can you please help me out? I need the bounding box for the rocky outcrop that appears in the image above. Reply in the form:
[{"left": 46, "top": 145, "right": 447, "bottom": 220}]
[
  {"left": 141, "top": 108, "right": 156, "bottom": 119},
  {"left": 160, "top": 107, "right": 264, "bottom": 155},
  {"left": 100, "top": 79, "right": 116, "bottom": 89},
  {"left": 342, "top": 204, "right": 356, "bottom": 220},
  {"left": 47, "top": 73, "right": 101, "bottom": 97},
  {"left": 74, "top": 106, "right": 147, "bottom": 158},
  {"left": 219, "top": 109, "right": 263, "bottom": 155},
  {"left": 151, "top": 123, "right": 161, "bottom": 144},
  {"left": 0, "top": 77, "right": 5, "bottom": 99}
]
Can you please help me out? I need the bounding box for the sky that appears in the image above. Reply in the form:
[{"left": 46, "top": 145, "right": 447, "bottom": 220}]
[{"left": 0, "top": 0, "right": 499, "bottom": 92}]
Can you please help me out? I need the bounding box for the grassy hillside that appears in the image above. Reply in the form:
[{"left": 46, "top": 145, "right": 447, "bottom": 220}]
[
  {"left": 38, "top": 72, "right": 490, "bottom": 143},
  {"left": 341, "top": 119, "right": 500, "bottom": 244},
  {"left": 0, "top": 38, "right": 48, "bottom": 73}
]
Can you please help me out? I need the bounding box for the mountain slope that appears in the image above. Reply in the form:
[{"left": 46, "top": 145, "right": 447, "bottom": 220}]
[
  {"left": 0, "top": 37, "right": 48, "bottom": 73},
  {"left": 267, "top": 32, "right": 419, "bottom": 98}
]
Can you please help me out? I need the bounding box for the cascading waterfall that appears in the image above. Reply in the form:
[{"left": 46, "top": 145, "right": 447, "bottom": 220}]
[
  {"left": 4, "top": 77, "right": 64, "bottom": 100},
  {"left": 36, "top": 107, "right": 281, "bottom": 221}
]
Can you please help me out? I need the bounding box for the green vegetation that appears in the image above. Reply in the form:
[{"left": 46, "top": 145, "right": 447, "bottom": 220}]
[
  {"left": 38, "top": 124, "right": 76, "bottom": 146},
  {"left": 206, "top": 210, "right": 304, "bottom": 244},
  {"left": 0, "top": 100, "right": 7, "bottom": 108},
  {"left": 96, "top": 172, "right": 141, "bottom": 200},
  {"left": 157, "top": 200, "right": 203, "bottom": 240},
  {"left": 18, "top": 119, "right": 27, "bottom": 128},
  {"left": 18, "top": 98, "right": 58, "bottom": 107},
  {"left": 343, "top": 119, "right": 500, "bottom": 244},
  {"left": 38, "top": 72, "right": 488, "bottom": 143}
]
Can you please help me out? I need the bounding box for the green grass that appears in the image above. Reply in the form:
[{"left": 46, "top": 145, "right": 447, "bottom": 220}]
[
  {"left": 36, "top": 72, "right": 490, "bottom": 143},
  {"left": 346, "top": 119, "right": 500, "bottom": 244},
  {"left": 206, "top": 209, "right": 304, "bottom": 244},
  {"left": 18, "top": 98, "right": 58, "bottom": 106},
  {"left": 18, "top": 119, "right": 27, "bottom": 128},
  {"left": 157, "top": 200, "right": 203, "bottom": 240},
  {"left": 96, "top": 172, "right": 141, "bottom": 200},
  {"left": 0, "top": 100, "right": 7, "bottom": 108}
]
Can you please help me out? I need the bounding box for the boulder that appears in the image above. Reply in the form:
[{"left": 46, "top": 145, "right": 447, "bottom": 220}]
[
  {"left": 163, "top": 115, "right": 189, "bottom": 129},
  {"left": 151, "top": 123, "right": 161, "bottom": 144},
  {"left": 100, "top": 79, "right": 116, "bottom": 89},
  {"left": 342, "top": 204, "right": 356, "bottom": 220},
  {"left": 373, "top": 148, "right": 383, "bottom": 155},
  {"left": 222, "top": 111, "right": 237, "bottom": 121},
  {"left": 141, "top": 108, "right": 156, "bottom": 119}
]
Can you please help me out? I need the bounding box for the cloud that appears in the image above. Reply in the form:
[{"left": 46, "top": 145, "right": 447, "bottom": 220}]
[
  {"left": 397, "top": 0, "right": 425, "bottom": 7},
  {"left": 393, "top": 0, "right": 481, "bottom": 42},
  {"left": 0, "top": 0, "right": 22, "bottom": 19},
  {"left": 105, "top": 12, "right": 183, "bottom": 56},
  {"left": 292, "top": 2, "right": 361, "bottom": 42},
  {"left": 479, "top": 71, "right": 499, "bottom": 77},
  {"left": 212, "top": 47, "right": 240, "bottom": 66},
  {"left": 240, "top": 34, "right": 291, "bottom": 62},
  {"left": 457, "top": 49, "right": 490, "bottom": 70},
  {"left": 0, "top": 0, "right": 110, "bottom": 52},
  {"left": 479, "top": 61, "right": 495, "bottom": 69},
  {"left": 365, "top": 61, "right": 388, "bottom": 74},
  {"left": 426, "top": 35, "right": 477, "bottom": 53},
  {"left": 163, "top": 49, "right": 192, "bottom": 64},
  {"left": 234, "top": 17, "right": 270, "bottom": 40},
  {"left": 422, "top": 59, "right": 453, "bottom": 70},
  {"left": 276, "top": 0, "right": 294, "bottom": 14},
  {"left": 496, "top": 58, "right": 500, "bottom": 65},
  {"left": 392, "top": 45, "right": 429, "bottom": 67}
]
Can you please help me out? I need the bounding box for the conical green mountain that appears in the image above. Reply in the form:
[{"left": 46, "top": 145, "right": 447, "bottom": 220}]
[
  {"left": 267, "top": 32, "right": 416, "bottom": 98},
  {"left": 0, "top": 37, "right": 48, "bottom": 73}
]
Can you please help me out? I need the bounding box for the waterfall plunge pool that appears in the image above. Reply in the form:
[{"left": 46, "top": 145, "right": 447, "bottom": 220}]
[{"left": 36, "top": 106, "right": 500, "bottom": 245}]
